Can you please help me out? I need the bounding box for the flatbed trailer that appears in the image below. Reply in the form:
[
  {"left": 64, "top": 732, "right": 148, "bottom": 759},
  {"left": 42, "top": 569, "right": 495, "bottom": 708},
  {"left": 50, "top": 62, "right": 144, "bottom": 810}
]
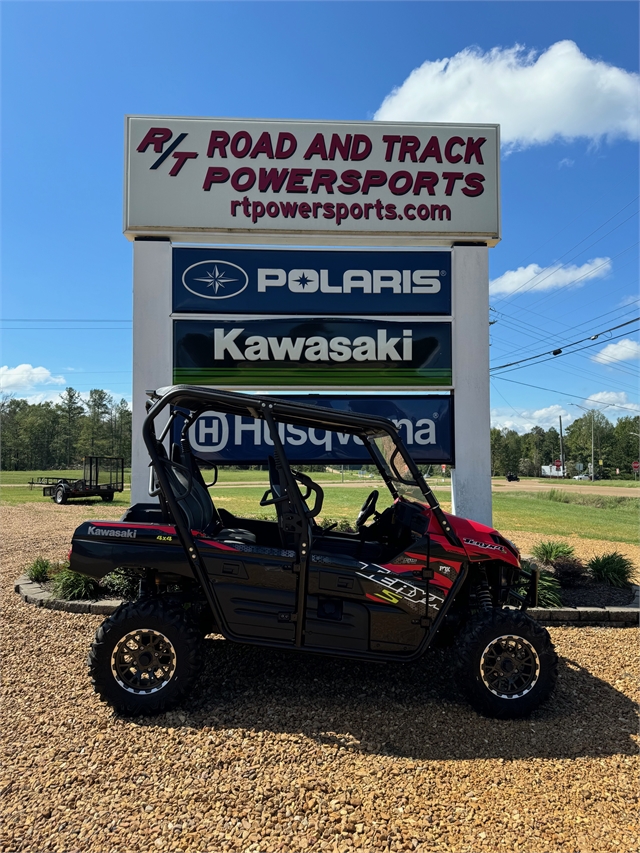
[{"left": 29, "top": 457, "right": 125, "bottom": 504}]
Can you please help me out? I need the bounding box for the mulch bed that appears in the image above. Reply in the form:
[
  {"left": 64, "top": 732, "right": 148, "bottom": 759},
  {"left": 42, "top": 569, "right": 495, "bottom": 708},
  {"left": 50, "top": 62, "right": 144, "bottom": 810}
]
[{"left": 559, "top": 581, "right": 634, "bottom": 608}]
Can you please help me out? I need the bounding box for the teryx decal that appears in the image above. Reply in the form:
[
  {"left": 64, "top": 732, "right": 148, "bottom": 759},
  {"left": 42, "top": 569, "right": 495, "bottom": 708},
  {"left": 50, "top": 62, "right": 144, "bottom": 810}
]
[{"left": 463, "top": 538, "right": 506, "bottom": 552}]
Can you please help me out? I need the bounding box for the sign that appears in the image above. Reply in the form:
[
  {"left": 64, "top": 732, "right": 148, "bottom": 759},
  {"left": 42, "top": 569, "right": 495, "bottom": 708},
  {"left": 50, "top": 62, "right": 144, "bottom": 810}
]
[
  {"left": 173, "top": 247, "right": 451, "bottom": 315},
  {"left": 173, "top": 318, "right": 452, "bottom": 389},
  {"left": 178, "top": 395, "right": 454, "bottom": 465},
  {"left": 555, "top": 459, "right": 562, "bottom": 468},
  {"left": 599, "top": 459, "right": 603, "bottom": 466},
  {"left": 125, "top": 117, "right": 500, "bottom": 245},
  {"left": 633, "top": 461, "right": 639, "bottom": 472}
]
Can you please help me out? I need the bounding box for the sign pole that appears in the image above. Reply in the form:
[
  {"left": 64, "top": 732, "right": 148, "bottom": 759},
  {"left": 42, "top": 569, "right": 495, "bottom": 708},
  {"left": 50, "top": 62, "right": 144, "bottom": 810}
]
[
  {"left": 131, "top": 237, "right": 173, "bottom": 505},
  {"left": 450, "top": 245, "right": 492, "bottom": 526}
]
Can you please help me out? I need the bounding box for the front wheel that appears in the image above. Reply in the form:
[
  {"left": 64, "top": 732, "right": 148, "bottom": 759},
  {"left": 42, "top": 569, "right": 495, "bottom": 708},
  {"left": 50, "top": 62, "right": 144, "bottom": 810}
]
[
  {"left": 101, "top": 493, "right": 114, "bottom": 502},
  {"left": 87, "top": 598, "right": 202, "bottom": 715},
  {"left": 456, "top": 609, "right": 558, "bottom": 719},
  {"left": 54, "top": 485, "right": 68, "bottom": 504}
]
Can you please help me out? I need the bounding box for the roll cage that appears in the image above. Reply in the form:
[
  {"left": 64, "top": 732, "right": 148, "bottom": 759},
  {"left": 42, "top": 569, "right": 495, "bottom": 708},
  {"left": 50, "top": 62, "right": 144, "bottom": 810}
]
[
  {"left": 144, "top": 385, "right": 458, "bottom": 545},
  {"left": 143, "top": 386, "right": 462, "bottom": 652}
]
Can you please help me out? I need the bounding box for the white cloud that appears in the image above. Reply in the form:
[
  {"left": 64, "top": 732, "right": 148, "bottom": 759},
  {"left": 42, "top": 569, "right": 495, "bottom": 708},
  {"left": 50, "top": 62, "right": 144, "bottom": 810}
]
[
  {"left": 375, "top": 40, "right": 640, "bottom": 150},
  {"left": 0, "top": 364, "right": 65, "bottom": 393},
  {"left": 584, "top": 391, "right": 640, "bottom": 413},
  {"left": 591, "top": 338, "right": 640, "bottom": 364},
  {"left": 490, "top": 257, "right": 611, "bottom": 296},
  {"left": 558, "top": 158, "right": 574, "bottom": 169},
  {"left": 491, "top": 404, "right": 572, "bottom": 434}
]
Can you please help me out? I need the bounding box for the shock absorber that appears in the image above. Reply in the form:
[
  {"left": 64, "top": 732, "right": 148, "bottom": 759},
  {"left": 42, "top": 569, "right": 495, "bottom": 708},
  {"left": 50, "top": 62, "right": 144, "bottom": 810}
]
[{"left": 475, "top": 566, "right": 493, "bottom": 611}]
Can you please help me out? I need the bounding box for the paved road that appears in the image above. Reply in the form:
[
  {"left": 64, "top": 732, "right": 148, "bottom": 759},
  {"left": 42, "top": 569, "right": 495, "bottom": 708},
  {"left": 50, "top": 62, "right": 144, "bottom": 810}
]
[{"left": 492, "top": 480, "right": 638, "bottom": 497}]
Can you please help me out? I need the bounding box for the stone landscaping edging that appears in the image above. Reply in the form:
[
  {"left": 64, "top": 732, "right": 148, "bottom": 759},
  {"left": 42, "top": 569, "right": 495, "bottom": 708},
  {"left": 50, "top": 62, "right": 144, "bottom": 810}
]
[
  {"left": 14, "top": 575, "right": 123, "bottom": 615},
  {"left": 14, "top": 574, "right": 640, "bottom": 626}
]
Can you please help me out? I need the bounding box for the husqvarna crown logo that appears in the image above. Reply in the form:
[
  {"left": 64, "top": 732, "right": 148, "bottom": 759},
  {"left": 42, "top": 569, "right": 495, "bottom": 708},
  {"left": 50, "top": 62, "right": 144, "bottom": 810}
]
[{"left": 182, "top": 260, "right": 249, "bottom": 300}]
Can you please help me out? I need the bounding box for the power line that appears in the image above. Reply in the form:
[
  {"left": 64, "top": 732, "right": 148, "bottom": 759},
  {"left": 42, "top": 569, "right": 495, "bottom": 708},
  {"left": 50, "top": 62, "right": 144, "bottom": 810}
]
[
  {"left": 490, "top": 298, "right": 640, "bottom": 364},
  {"left": 493, "top": 328, "right": 640, "bottom": 376},
  {"left": 513, "top": 178, "right": 640, "bottom": 267},
  {"left": 2, "top": 327, "right": 131, "bottom": 331},
  {"left": 492, "top": 376, "right": 640, "bottom": 413},
  {"left": 490, "top": 317, "right": 640, "bottom": 371},
  {"left": 491, "top": 201, "right": 639, "bottom": 306}
]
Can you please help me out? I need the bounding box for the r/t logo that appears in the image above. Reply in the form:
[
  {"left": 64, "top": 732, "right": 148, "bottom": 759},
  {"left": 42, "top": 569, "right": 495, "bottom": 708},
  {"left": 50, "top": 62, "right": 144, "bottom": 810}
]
[{"left": 137, "top": 127, "right": 198, "bottom": 176}]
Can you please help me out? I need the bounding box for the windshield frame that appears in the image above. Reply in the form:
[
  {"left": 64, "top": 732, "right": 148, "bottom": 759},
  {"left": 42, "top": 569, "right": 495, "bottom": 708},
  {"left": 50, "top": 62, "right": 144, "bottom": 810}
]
[{"left": 365, "top": 431, "right": 433, "bottom": 505}]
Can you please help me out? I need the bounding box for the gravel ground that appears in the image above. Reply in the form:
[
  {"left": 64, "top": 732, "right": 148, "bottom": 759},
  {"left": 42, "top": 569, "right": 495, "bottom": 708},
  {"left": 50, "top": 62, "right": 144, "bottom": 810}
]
[{"left": 1, "top": 504, "right": 639, "bottom": 853}]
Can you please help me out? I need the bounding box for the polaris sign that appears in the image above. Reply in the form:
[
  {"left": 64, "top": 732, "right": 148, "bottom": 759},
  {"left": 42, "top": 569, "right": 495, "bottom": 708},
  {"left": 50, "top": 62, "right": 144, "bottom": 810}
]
[
  {"left": 173, "top": 318, "right": 452, "bottom": 389},
  {"left": 179, "top": 396, "right": 453, "bottom": 465},
  {"left": 173, "top": 247, "right": 451, "bottom": 315}
]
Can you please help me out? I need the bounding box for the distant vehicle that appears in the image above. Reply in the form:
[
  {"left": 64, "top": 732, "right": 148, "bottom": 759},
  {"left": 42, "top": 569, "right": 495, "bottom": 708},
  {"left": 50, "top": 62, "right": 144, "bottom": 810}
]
[
  {"left": 29, "top": 457, "right": 125, "bottom": 503},
  {"left": 572, "top": 474, "right": 590, "bottom": 481},
  {"left": 506, "top": 472, "right": 520, "bottom": 482}
]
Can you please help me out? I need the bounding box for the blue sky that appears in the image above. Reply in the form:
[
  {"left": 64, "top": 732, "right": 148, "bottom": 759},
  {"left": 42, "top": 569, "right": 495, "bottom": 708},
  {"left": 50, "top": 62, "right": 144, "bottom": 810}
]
[{"left": 1, "top": 0, "right": 638, "bottom": 432}]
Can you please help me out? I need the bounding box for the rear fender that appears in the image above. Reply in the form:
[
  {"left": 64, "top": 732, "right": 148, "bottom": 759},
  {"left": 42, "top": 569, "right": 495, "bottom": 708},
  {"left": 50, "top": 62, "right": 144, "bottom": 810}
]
[{"left": 69, "top": 520, "right": 194, "bottom": 582}]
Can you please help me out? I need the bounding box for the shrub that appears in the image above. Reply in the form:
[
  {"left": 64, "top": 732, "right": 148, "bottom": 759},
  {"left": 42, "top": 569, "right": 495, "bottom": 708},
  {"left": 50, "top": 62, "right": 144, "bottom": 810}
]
[
  {"left": 531, "top": 540, "right": 575, "bottom": 564},
  {"left": 536, "top": 569, "right": 563, "bottom": 608},
  {"left": 587, "top": 552, "right": 635, "bottom": 588},
  {"left": 101, "top": 568, "right": 140, "bottom": 600},
  {"left": 27, "top": 557, "right": 51, "bottom": 583},
  {"left": 319, "top": 517, "right": 355, "bottom": 533},
  {"left": 552, "top": 555, "right": 587, "bottom": 588},
  {"left": 52, "top": 568, "right": 100, "bottom": 601},
  {"left": 518, "top": 562, "right": 563, "bottom": 608}
]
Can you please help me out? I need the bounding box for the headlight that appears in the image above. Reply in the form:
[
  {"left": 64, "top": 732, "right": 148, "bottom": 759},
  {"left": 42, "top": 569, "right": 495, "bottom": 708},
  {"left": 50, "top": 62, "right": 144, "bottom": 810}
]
[{"left": 504, "top": 538, "right": 520, "bottom": 556}]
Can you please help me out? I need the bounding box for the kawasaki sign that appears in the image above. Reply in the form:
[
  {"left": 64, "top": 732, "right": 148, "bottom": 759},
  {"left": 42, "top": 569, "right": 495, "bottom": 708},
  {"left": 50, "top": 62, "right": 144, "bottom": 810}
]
[
  {"left": 173, "top": 247, "right": 451, "bottom": 315},
  {"left": 177, "top": 395, "right": 454, "bottom": 465},
  {"left": 174, "top": 318, "right": 452, "bottom": 389}
]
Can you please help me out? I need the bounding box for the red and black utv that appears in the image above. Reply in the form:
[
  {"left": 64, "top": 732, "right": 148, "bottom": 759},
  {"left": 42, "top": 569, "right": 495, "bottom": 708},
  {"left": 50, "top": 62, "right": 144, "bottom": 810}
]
[{"left": 71, "top": 386, "right": 557, "bottom": 718}]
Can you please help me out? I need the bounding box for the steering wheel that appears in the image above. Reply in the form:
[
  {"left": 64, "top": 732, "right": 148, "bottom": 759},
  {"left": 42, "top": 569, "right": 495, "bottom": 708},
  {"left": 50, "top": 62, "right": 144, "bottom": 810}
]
[{"left": 355, "top": 489, "right": 380, "bottom": 531}]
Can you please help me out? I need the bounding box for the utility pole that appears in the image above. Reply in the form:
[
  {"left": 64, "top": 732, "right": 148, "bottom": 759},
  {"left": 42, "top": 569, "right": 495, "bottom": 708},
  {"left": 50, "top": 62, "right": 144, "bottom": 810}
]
[
  {"left": 559, "top": 415, "right": 565, "bottom": 478},
  {"left": 571, "top": 403, "right": 609, "bottom": 482}
]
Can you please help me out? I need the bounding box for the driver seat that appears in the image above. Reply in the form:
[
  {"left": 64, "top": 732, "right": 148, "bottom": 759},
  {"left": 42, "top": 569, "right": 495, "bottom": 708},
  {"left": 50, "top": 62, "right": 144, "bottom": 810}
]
[{"left": 160, "top": 442, "right": 256, "bottom": 545}]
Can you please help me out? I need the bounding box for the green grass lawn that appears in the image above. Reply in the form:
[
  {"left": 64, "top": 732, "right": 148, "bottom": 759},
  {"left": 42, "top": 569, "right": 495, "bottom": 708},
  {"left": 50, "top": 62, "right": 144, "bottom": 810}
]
[
  {"left": 0, "top": 469, "right": 133, "bottom": 486},
  {"left": 492, "top": 491, "right": 639, "bottom": 545},
  {"left": 3, "top": 472, "right": 636, "bottom": 547}
]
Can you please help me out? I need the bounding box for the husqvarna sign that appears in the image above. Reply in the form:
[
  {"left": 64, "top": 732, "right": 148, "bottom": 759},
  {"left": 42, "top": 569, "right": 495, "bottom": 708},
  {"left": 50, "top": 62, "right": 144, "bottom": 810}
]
[
  {"left": 173, "top": 247, "right": 451, "bottom": 314},
  {"left": 178, "top": 396, "right": 454, "bottom": 465},
  {"left": 125, "top": 116, "right": 500, "bottom": 245}
]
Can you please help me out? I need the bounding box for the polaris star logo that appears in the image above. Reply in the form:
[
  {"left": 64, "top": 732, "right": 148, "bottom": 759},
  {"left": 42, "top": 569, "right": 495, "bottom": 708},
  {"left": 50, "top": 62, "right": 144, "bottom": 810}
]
[
  {"left": 182, "top": 260, "right": 249, "bottom": 300},
  {"left": 88, "top": 525, "right": 137, "bottom": 539}
]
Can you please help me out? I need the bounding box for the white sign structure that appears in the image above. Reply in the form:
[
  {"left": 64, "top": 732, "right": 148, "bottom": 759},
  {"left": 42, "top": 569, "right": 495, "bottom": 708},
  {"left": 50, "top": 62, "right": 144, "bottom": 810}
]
[
  {"left": 125, "top": 116, "right": 500, "bottom": 246},
  {"left": 128, "top": 115, "right": 497, "bottom": 528}
]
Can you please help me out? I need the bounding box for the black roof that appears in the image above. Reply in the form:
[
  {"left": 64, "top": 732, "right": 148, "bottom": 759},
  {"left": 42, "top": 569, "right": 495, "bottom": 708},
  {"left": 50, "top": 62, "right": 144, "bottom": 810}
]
[{"left": 149, "top": 385, "right": 397, "bottom": 438}]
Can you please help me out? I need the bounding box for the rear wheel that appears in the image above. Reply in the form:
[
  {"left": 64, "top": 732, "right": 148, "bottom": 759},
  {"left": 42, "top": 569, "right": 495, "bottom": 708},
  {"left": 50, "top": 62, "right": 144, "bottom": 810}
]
[
  {"left": 87, "top": 598, "right": 201, "bottom": 714},
  {"left": 456, "top": 609, "right": 558, "bottom": 718},
  {"left": 101, "top": 493, "right": 114, "bottom": 502},
  {"left": 54, "top": 485, "right": 67, "bottom": 504}
]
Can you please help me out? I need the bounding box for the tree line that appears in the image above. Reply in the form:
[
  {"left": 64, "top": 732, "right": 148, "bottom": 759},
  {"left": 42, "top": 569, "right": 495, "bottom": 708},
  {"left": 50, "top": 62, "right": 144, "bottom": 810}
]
[
  {"left": 1, "top": 390, "right": 638, "bottom": 478},
  {"left": 491, "top": 411, "right": 640, "bottom": 479},
  {"left": 1, "top": 388, "right": 132, "bottom": 470}
]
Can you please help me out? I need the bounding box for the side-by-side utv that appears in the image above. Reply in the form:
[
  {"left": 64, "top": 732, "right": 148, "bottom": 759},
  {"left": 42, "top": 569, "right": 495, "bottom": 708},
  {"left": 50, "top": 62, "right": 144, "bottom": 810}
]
[{"left": 70, "top": 386, "right": 558, "bottom": 718}]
